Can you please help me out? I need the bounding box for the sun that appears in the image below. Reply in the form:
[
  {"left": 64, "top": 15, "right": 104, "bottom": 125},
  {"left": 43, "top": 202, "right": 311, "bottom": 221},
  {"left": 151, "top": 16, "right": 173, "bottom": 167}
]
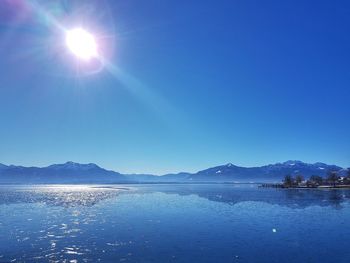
[{"left": 65, "top": 28, "right": 98, "bottom": 60}]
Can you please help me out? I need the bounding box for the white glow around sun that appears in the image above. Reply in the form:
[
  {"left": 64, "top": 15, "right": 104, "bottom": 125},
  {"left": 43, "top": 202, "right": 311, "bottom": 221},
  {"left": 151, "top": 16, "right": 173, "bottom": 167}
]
[{"left": 65, "top": 28, "right": 98, "bottom": 60}]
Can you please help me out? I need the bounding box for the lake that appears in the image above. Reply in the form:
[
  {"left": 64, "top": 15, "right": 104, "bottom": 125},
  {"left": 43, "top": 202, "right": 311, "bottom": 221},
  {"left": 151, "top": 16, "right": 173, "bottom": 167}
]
[{"left": 0, "top": 184, "right": 349, "bottom": 263}]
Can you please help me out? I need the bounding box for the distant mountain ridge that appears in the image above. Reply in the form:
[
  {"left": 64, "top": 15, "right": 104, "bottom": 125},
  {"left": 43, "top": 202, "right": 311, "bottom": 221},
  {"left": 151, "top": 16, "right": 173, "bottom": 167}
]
[
  {"left": 188, "top": 160, "right": 344, "bottom": 182},
  {"left": 0, "top": 160, "right": 346, "bottom": 184},
  {"left": 0, "top": 161, "right": 127, "bottom": 183}
]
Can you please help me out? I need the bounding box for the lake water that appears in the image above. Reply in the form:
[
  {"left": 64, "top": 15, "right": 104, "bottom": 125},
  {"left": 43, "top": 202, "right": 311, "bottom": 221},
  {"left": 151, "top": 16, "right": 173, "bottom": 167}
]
[{"left": 0, "top": 184, "right": 350, "bottom": 263}]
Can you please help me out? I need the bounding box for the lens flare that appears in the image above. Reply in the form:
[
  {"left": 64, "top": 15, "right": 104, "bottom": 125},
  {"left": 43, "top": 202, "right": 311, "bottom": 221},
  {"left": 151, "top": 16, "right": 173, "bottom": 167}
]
[{"left": 65, "top": 28, "right": 97, "bottom": 60}]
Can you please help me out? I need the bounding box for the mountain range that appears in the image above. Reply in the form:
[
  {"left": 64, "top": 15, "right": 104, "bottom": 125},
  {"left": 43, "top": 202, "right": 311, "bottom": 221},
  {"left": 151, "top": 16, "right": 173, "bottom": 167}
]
[
  {"left": 0, "top": 161, "right": 346, "bottom": 184},
  {"left": 0, "top": 160, "right": 347, "bottom": 184}
]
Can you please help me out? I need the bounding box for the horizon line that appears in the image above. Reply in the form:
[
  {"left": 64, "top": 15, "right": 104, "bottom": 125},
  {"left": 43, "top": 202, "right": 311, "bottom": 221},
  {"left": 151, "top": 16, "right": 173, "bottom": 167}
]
[{"left": 0, "top": 159, "right": 347, "bottom": 176}]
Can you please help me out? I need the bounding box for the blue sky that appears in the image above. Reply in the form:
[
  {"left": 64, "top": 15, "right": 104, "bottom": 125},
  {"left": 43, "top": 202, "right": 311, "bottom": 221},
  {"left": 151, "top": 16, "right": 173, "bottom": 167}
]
[{"left": 0, "top": 0, "right": 349, "bottom": 174}]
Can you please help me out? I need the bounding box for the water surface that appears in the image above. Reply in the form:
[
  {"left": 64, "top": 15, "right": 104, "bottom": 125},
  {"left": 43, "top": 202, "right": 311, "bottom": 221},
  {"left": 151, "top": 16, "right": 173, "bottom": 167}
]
[{"left": 0, "top": 184, "right": 349, "bottom": 262}]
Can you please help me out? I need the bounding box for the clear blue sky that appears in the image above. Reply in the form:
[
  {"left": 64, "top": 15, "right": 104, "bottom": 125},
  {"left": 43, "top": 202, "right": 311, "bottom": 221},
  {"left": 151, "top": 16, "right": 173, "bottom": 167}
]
[{"left": 0, "top": 0, "right": 349, "bottom": 174}]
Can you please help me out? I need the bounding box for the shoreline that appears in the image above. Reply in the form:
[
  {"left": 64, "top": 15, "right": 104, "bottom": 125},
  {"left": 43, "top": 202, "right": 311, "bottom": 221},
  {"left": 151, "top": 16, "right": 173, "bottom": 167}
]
[{"left": 261, "top": 183, "right": 350, "bottom": 189}]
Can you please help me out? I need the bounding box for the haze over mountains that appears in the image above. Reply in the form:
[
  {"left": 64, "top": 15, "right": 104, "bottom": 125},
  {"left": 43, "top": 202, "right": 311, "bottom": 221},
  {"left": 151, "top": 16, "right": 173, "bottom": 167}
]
[
  {"left": 0, "top": 161, "right": 125, "bottom": 184},
  {"left": 0, "top": 160, "right": 347, "bottom": 184}
]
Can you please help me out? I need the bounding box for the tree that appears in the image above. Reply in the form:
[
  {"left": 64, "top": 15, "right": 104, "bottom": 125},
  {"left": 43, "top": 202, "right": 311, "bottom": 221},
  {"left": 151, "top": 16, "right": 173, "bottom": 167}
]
[
  {"left": 327, "top": 171, "right": 339, "bottom": 187},
  {"left": 345, "top": 168, "right": 350, "bottom": 184},
  {"left": 309, "top": 175, "right": 323, "bottom": 185},
  {"left": 295, "top": 175, "right": 304, "bottom": 185},
  {"left": 283, "top": 174, "right": 294, "bottom": 188}
]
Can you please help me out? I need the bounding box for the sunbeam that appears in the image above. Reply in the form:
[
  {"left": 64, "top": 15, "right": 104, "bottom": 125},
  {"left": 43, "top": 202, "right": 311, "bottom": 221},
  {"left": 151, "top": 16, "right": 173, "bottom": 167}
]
[
  {"left": 26, "top": 0, "right": 66, "bottom": 33},
  {"left": 0, "top": 0, "right": 178, "bottom": 121},
  {"left": 101, "top": 57, "right": 178, "bottom": 121}
]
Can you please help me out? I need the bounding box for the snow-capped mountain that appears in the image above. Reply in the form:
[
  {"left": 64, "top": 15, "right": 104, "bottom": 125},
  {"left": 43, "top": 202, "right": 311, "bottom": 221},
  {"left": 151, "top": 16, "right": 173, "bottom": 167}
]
[
  {"left": 187, "top": 160, "right": 344, "bottom": 182},
  {"left": 0, "top": 160, "right": 346, "bottom": 183},
  {"left": 47, "top": 161, "right": 101, "bottom": 171}
]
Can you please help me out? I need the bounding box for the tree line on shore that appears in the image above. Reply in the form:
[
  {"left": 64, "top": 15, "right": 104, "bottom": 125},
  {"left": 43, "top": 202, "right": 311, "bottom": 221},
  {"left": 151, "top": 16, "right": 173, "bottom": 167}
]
[{"left": 283, "top": 169, "right": 350, "bottom": 188}]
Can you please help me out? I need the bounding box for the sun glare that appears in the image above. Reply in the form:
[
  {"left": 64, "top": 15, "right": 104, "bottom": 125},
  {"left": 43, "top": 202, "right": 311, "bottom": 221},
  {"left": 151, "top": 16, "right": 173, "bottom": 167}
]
[{"left": 65, "top": 28, "right": 98, "bottom": 60}]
